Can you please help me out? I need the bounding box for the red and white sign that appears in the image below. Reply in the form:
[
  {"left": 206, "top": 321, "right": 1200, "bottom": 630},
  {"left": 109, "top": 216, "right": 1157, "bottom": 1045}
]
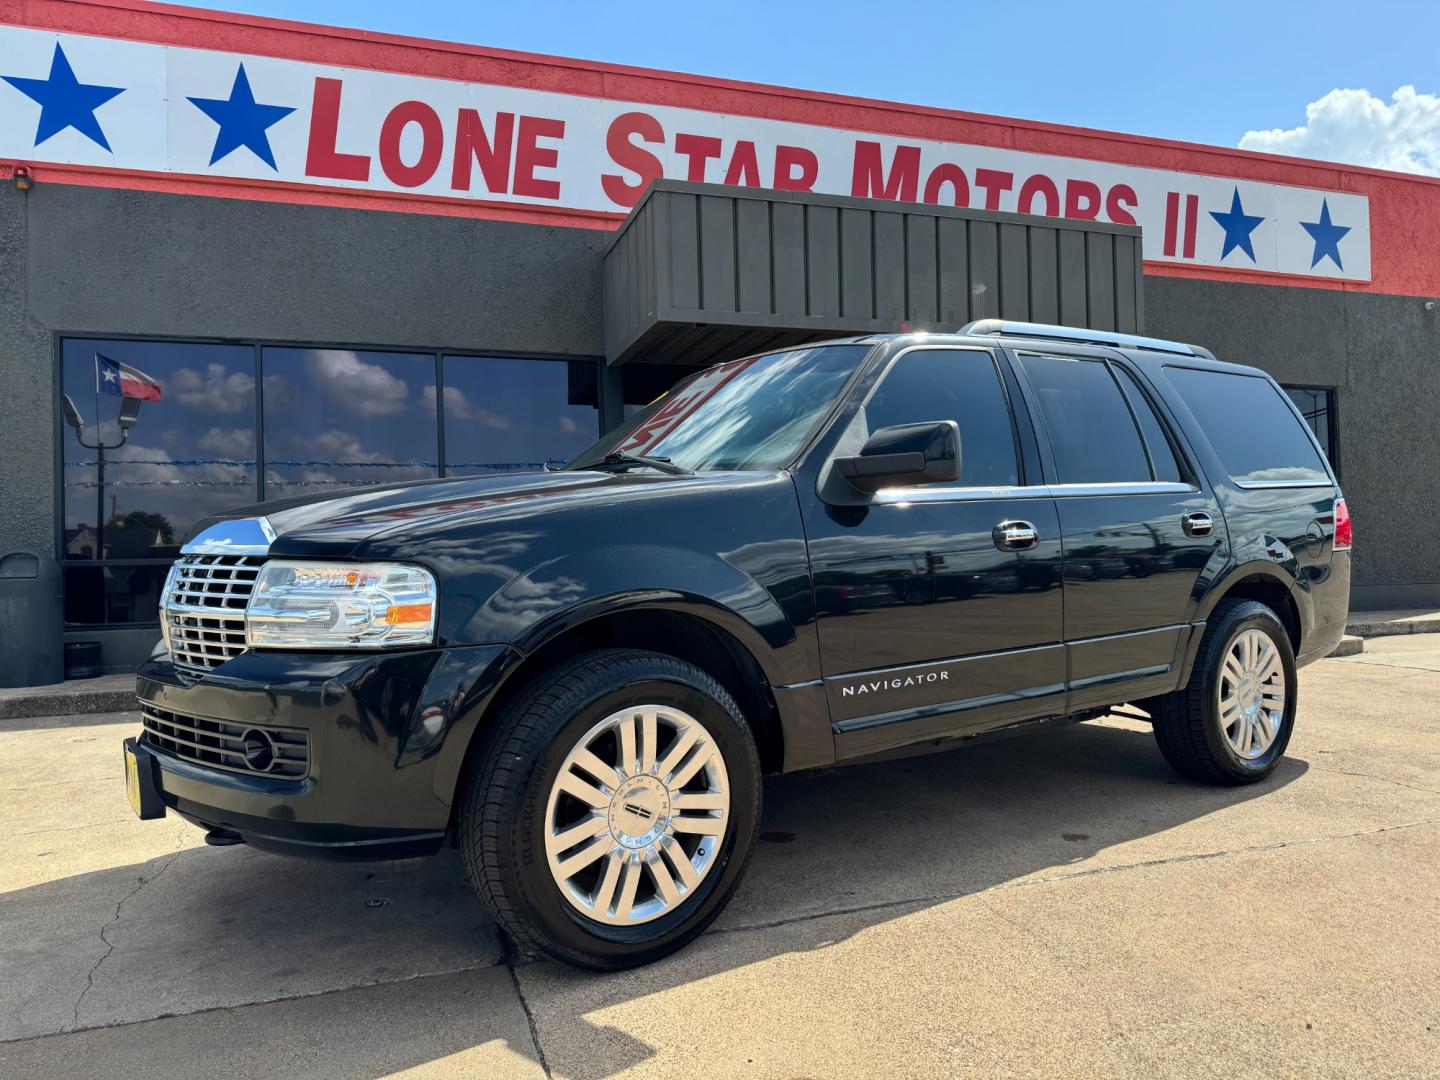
[{"left": 0, "top": 25, "right": 1371, "bottom": 282}]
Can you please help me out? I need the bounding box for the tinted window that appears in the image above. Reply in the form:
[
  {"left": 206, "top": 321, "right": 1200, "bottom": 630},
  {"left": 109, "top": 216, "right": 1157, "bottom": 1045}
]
[
  {"left": 443, "top": 356, "right": 599, "bottom": 475},
  {"left": 61, "top": 339, "right": 257, "bottom": 562},
  {"left": 1020, "top": 355, "right": 1150, "bottom": 484},
  {"left": 262, "top": 348, "right": 439, "bottom": 497},
  {"left": 1168, "top": 367, "right": 1329, "bottom": 484},
  {"left": 864, "top": 349, "right": 1019, "bottom": 486},
  {"left": 1114, "top": 367, "right": 1183, "bottom": 483}
]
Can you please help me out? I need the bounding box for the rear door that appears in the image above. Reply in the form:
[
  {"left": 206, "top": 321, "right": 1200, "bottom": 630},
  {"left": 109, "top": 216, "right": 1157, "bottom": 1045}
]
[
  {"left": 1160, "top": 364, "right": 1344, "bottom": 654},
  {"left": 1009, "top": 348, "right": 1225, "bottom": 710}
]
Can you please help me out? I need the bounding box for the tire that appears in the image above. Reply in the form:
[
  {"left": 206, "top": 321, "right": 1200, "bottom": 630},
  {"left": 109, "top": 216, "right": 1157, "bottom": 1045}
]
[
  {"left": 458, "top": 649, "right": 762, "bottom": 970},
  {"left": 1151, "top": 599, "right": 1298, "bottom": 785}
]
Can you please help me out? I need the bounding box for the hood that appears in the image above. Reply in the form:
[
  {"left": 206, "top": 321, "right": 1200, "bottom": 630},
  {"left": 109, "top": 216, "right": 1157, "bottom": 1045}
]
[{"left": 184, "top": 469, "right": 767, "bottom": 559}]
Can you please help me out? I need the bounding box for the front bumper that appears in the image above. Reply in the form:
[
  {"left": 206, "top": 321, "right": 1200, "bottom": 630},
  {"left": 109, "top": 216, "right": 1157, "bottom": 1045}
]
[{"left": 133, "top": 643, "right": 519, "bottom": 860}]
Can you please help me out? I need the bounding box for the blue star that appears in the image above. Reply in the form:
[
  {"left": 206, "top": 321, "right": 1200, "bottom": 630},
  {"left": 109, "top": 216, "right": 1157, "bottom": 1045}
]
[
  {"left": 1209, "top": 187, "right": 1266, "bottom": 262},
  {"left": 3, "top": 42, "right": 125, "bottom": 151},
  {"left": 1300, "top": 199, "right": 1351, "bottom": 271},
  {"left": 187, "top": 64, "right": 295, "bottom": 170}
]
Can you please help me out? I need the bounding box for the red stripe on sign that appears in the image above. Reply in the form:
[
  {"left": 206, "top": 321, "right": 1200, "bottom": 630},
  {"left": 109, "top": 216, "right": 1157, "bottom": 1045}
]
[
  {"left": 1183, "top": 193, "right": 1199, "bottom": 260},
  {"left": 1163, "top": 192, "right": 1179, "bottom": 257}
]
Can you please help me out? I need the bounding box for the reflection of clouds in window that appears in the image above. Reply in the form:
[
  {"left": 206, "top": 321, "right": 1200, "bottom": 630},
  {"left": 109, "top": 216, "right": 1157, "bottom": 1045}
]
[
  {"left": 169, "top": 364, "right": 255, "bottom": 414},
  {"left": 639, "top": 347, "right": 863, "bottom": 471},
  {"left": 62, "top": 340, "right": 260, "bottom": 558},
  {"left": 442, "top": 356, "right": 598, "bottom": 475},
  {"left": 420, "top": 384, "right": 511, "bottom": 429},
  {"left": 1234, "top": 466, "right": 1329, "bottom": 483},
  {"left": 303, "top": 350, "right": 411, "bottom": 417},
  {"left": 262, "top": 372, "right": 297, "bottom": 409},
  {"left": 306, "top": 428, "right": 390, "bottom": 464},
  {"left": 262, "top": 349, "right": 438, "bottom": 491},
  {"left": 66, "top": 440, "right": 255, "bottom": 547},
  {"left": 196, "top": 427, "right": 255, "bottom": 458}
]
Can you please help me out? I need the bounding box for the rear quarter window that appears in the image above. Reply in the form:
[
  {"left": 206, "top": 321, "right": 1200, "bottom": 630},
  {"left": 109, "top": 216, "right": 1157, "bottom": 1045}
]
[{"left": 1165, "top": 366, "right": 1329, "bottom": 485}]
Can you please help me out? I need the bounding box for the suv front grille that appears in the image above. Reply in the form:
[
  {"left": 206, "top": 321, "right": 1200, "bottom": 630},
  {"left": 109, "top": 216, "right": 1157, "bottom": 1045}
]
[
  {"left": 163, "top": 555, "right": 263, "bottom": 673},
  {"left": 141, "top": 703, "right": 310, "bottom": 780}
]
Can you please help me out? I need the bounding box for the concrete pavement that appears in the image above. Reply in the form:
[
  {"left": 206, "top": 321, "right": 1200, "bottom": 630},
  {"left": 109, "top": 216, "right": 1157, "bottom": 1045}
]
[{"left": 2, "top": 639, "right": 1438, "bottom": 1078}]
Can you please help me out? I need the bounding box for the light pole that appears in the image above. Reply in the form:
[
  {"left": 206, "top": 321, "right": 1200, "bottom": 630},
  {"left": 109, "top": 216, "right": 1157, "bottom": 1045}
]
[{"left": 62, "top": 394, "right": 144, "bottom": 560}]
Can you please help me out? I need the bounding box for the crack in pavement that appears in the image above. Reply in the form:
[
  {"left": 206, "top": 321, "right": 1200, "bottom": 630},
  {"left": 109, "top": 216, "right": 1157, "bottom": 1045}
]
[
  {"left": 507, "top": 965, "right": 553, "bottom": 1079},
  {"left": 69, "top": 851, "right": 183, "bottom": 1032},
  {"left": 9, "top": 815, "right": 1438, "bottom": 1046},
  {"left": 1330, "top": 660, "right": 1440, "bottom": 676},
  {"left": 1307, "top": 764, "right": 1440, "bottom": 798},
  {"left": 6, "top": 818, "right": 140, "bottom": 840},
  {"left": 710, "top": 815, "right": 1440, "bottom": 937},
  {"left": 2, "top": 961, "right": 504, "bottom": 1048}
]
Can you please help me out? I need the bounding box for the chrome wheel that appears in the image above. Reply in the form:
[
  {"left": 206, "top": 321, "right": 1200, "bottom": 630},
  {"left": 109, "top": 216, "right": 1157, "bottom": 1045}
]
[
  {"left": 544, "top": 704, "right": 730, "bottom": 926},
  {"left": 1217, "top": 628, "right": 1286, "bottom": 760}
]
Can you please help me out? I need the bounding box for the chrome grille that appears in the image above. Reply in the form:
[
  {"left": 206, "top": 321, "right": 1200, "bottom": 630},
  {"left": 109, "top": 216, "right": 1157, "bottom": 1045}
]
[
  {"left": 141, "top": 703, "right": 310, "bottom": 780},
  {"left": 162, "top": 554, "right": 263, "bottom": 673}
]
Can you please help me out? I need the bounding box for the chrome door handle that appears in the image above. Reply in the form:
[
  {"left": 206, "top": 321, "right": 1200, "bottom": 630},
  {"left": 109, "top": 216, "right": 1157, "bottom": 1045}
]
[
  {"left": 1182, "top": 511, "right": 1214, "bottom": 537},
  {"left": 993, "top": 520, "right": 1039, "bottom": 551}
]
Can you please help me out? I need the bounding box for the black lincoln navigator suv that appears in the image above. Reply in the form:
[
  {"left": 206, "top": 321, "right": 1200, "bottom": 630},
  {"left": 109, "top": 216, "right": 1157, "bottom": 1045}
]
[{"left": 126, "top": 320, "right": 1351, "bottom": 969}]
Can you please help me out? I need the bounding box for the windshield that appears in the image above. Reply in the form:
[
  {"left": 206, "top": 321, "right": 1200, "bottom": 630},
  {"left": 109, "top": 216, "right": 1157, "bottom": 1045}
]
[{"left": 568, "top": 344, "right": 870, "bottom": 474}]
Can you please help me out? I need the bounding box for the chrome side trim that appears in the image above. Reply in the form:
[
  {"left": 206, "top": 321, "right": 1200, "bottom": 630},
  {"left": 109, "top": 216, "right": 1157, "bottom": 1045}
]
[
  {"left": 832, "top": 683, "right": 1066, "bottom": 734},
  {"left": 1048, "top": 481, "right": 1199, "bottom": 497},
  {"left": 1069, "top": 664, "right": 1172, "bottom": 691},
  {"left": 873, "top": 481, "right": 1198, "bottom": 504},
  {"left": 182, "top": 516, "right": 277, "bottom": 556}
]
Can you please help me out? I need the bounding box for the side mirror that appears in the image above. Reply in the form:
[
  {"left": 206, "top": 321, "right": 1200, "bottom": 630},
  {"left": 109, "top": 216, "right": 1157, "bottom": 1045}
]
[{"left": 836, "top": 420, "right": 961, "bottom": 493}]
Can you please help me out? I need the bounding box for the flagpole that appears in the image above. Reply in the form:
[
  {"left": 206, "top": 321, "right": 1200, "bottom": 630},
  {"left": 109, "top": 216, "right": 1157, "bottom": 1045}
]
[{"left": 94, "top": 353, "right": 105, "bottom": 560}]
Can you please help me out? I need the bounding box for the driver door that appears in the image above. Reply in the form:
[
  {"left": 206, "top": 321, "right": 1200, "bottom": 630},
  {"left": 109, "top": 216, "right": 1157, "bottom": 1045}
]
[{"left": 801, "top": 346, "right": 1065, "bottom": 760}]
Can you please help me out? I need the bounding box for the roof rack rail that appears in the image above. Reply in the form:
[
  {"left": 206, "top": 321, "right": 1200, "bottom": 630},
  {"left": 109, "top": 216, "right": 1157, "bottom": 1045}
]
[{"left": 959, "top": 320, "right": 1214, "bottom": 359}]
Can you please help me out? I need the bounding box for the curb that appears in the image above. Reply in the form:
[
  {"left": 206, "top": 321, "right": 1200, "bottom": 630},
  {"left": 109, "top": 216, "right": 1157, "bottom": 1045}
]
[
  {"left": 0, "top": 685, "right": 137, "bottom": 722},
  {"left": 1327, "top": 635, "right": 1365, "bottom": 658},
  {"left": 1344, "top": 617, "right": 1440, "bottom": 640}
]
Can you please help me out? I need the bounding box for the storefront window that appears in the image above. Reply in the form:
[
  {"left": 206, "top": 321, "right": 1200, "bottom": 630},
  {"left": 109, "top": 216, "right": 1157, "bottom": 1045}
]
[
  {"left": 442, "top": 356, "right": 600, "bottom": 474},
  {"left": 1283, "top": 386, "right": 1339, "bottom": 476},
  {"left": 60, "top": 338, "right": 603, "bottom": 626},
  {"left": 261, "top": 347, "right": 440, "bottom": 496},
  {"left": 60, "top": 338, "right": 259, "bottom": 626},
  {"left": 61, "top": 339, "right": 258, "bottom": 561}
]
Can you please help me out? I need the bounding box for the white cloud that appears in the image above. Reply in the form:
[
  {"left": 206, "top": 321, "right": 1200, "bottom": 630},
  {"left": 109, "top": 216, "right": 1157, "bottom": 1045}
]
[
  {"left": 1239, "top": 86, "right": 1440, "bottom": 175},
  {"left": 420, "top": 384, "right": 511, "bottom": 429},
  {"left": 304, "top": 351, "right": 410, "bottom": 417},
  {"left": 169, "top": 363, "right": 255, "bottom": 414},
  {"left": 306, "top": 428, "right": 387, "bottom": 463},
  {"left": 558, "top": 416, "right": 579, "bottom": 434},
  {"left": 196, "top": 427, "right": 254, "bottom": 458}
]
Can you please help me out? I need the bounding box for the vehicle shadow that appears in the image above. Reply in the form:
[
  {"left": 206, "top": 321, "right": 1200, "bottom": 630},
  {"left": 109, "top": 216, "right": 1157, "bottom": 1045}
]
[{"left": 0, "top": 719, "right": 1308, "bottom": 1077}]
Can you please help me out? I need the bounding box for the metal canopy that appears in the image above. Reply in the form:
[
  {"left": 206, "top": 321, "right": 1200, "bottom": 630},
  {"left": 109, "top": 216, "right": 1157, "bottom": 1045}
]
[{"left": 602, "top": 180, "right": 1145, "bottom": 366}]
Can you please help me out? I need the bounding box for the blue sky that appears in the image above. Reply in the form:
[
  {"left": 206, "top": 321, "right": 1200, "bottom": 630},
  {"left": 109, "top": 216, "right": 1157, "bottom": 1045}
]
[{"left": 162, "top": 0, "right": 1440, "bottom": 173}]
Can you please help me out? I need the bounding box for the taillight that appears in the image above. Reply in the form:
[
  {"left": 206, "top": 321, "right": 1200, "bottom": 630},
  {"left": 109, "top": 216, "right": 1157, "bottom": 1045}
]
[{"left": 1333, "top": 497, "right": 1352, "bottom": 551}]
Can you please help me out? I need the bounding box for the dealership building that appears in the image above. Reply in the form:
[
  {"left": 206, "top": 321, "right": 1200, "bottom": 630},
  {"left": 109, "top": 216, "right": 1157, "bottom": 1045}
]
[{"left": 3, "top": 0, "right": 1439, "bottom": 673}]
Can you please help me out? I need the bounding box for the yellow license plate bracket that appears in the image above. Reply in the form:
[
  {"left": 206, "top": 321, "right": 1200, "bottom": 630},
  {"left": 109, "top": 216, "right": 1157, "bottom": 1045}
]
[{"left": 124, "top": 744, "right": 142, "bottom": 817}]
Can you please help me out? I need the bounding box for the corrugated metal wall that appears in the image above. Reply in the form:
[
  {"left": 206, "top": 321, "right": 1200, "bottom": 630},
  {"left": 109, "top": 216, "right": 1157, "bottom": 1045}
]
[{"left": 604, "top": 181, "right": 1144, "bottom": 365}]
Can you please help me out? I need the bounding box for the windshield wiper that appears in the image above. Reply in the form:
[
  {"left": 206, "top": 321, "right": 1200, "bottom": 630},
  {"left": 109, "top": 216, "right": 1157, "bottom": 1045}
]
[{"left": 593, "top": 451, "right": 691, "bottom": 475}]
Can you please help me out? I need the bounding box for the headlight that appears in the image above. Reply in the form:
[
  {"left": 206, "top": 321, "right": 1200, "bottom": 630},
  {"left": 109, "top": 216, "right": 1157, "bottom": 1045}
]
[{"left": 245, "top": 561, "right": 437, "bottom": 650}]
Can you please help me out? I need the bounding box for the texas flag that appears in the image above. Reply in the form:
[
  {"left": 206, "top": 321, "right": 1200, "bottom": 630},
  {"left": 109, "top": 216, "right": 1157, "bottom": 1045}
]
[{"left": 96, "top": 353, "right": 163, "bottom": 402}]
